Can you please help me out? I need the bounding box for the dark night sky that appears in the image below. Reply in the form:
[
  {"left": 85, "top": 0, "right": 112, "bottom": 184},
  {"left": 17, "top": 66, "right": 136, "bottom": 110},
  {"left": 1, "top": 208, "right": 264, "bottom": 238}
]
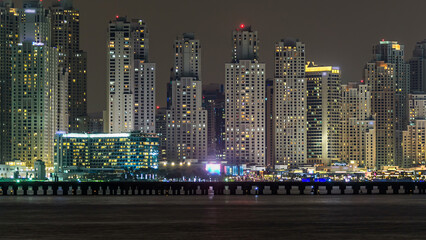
[{"left": 20, "top": 0, "right": 426, "bottom": 113}]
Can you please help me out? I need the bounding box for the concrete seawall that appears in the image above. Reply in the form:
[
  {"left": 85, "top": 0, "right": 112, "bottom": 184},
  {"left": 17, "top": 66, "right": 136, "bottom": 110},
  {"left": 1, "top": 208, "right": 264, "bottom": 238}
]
[{"left": 1, "top": 182, "right": 425, "bottom": 196}]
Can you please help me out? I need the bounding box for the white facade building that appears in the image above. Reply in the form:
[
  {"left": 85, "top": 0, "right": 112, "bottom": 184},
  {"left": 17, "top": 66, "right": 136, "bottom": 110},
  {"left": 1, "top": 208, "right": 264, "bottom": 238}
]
[
  {"left": 273, "top": 39, "right": 307, "bottom": 168},
  {"left": 225, "top": 25, "right": 266, "bottom": 167},
  {"left": 166, "top": 33, "right": 207, "bottom": 163},
  {"left": 341, "top": 83, "right": 376, "bottom": 168},
  {"left": 107, "top": 17, "right": 155, "bottom": 134},
  {"left": 364, "top": 61, "right": 396, "bottom": 168}
]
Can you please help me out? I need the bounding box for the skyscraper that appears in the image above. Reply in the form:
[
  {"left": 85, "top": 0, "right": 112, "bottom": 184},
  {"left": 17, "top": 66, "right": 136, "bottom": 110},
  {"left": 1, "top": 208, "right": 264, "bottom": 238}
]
[
  {"left": 107, "top": 17, "right": 155, "bottom": 134},
  {"left": 409, "top": 93, "right": 426, "bottom": 122},
  {"left": 50, "top": 0, "right": 88, "bottom": 132},
  {"left": 225, "top": 25, "right": 265, "bottom": 167},
  {"left": 364, "top": 61, "right": 396, "bottom": 168},
  {"left": 203, "top": 83, "right": 225, "bottom": 161},
  {"left": 373, "top": 40, "right": 410, "bottom": 166},
  {"left": 341, "top": 82, "right": 376, "bottom": 168},
  {"left": 11, "top": 1, "right": 65, "bottom": 167},
  {"left": 409, "top": 40, "right": 426, "bottom": 93},
  {"left": 273, "top": 39, "right": 307, "bottom": 168},
  {"left": 306, "top": 63, "right": 341, "bottom": 166},
  {"left": 166, "top": 33, "right": 207, "bottom": 163},
  {"left": 0, "top": 0, "right": 19, "bottom": 163},
  {"left": 402, "top": 93, "right": 426, "bottom": 168},
  {"left": 155, "top": 107, "right": 167, "bottom": 163},
  {"left": 265, "top": 79, "right": 274, "bottom": 169}
]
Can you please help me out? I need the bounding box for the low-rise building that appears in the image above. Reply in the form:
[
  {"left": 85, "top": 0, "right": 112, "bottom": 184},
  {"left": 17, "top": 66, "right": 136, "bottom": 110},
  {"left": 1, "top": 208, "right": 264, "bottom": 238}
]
[{"left": 54, "top": 132, "right": 159, "bottom": 174}]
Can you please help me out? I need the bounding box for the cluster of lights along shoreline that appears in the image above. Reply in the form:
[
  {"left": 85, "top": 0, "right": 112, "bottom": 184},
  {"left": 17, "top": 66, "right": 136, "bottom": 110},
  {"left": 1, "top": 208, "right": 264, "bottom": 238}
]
[{"left": 2, "top": 0, "right": 426, "bottom": 180}]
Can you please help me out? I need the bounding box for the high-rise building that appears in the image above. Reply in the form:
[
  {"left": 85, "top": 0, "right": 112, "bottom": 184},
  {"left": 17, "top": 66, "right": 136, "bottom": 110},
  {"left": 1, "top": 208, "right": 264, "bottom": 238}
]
[
  {"left": 50, "top": 0, "right": 87, "bottom": 133},
  {"left": 11, "top": 1, "right": 66, "bottom": 168},
  {"left": 373, "top": 40, "right": 410, "bottom": 166},
  {"left": 225, "top": 25, "right": 265, "bottom": 167},
  {"left": 409, "top": 93, "right": 426, "bottom": 122},
  {"left": 306, "top": 63, "right": 341, "bottom": 166},
  {"left": 341, "top": 82, "right": 376, "bottom": 168},
  {"left": 402, "top": 93, "right": 426, "bottom": 168},
  {"left": 166, "top": 33, "right": 207, "bottom": 163},
  {"left": 273, "top": 39, "right": 307, "bottom": 168},
  {"left": 107, "top": 17, "right": 155, "bottom": 134},
  {"left": 203, "top": 84, "right": 226, "bottom": 161},
  {"left": 0, "top": 0, "right": 19, "bottom": 163},
  {"left": 402, "top": 121, "right": 426, "bottom": 168},
  {"left": 155, "top": 107, "right": 167, "bottom": 162},
  {"left": 19, "top": 0, "right": 50, "bottom": 44},
  {"left": 265, "top": 79, "right": 274, "bottom": 169},
  {"left": 364, "top": 61, "right": 396, "bottom": 168},
  {"left": 410, "top": 40, "right": 426, "bottom": 93}
]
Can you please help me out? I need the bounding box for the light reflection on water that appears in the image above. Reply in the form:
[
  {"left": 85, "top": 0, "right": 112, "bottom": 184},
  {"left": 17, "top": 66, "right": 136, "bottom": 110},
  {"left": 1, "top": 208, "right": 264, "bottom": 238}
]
[{"left": 1, "top": 195, "right": 426, "bottom": 239}]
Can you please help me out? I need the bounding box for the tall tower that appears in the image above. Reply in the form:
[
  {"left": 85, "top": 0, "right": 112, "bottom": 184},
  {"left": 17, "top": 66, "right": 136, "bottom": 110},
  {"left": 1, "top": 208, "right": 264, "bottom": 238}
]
[
  {"left": 50, "top": 0, "right": 87, "bottom": 132},
  {"left": 0, "top": 0, "right": 19, "bottom": 163},
  {"left": 11, "top": 1, "right": 62, "bottom": 168},
  {"left": 107, "top": 17, "right": 155, "bottom": 133},
  {"left": 225, "top": 25, "right": 266, "bottom": 167},
  {"left": 265, "top": 79, "right": 274, "bottom": 169},
  {"left": 273, "top": 38, "right": 307, "bottom": 168},
  {"left": 166, "top": 33, "right": 207, "bottom": 163},
  {"left": 410, "top": 40, "right": 426, "bottom": 93},
  {"left": 306, "top": 63, "right": 341, "bottom": 166},
  {"left": 203, "top": 84, "right": 225, "bottom": 160},
  {"left": 341, "top": 82, "right": 376, "bottom": 168},
  {"left": 155, "top": 107, "right": 167, "bottom": 163},
  {"left": 373, "top": 40, "right": 410, "bottom": 166},
  {"left": 364, "top": 61, "right": 396, "bottom": 168}
]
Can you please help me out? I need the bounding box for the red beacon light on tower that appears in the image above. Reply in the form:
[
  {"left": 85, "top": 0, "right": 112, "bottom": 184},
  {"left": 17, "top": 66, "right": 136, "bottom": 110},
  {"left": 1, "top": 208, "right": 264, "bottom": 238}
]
[{"left": 240, "top": 24, "right": 245, "bottom": 29}]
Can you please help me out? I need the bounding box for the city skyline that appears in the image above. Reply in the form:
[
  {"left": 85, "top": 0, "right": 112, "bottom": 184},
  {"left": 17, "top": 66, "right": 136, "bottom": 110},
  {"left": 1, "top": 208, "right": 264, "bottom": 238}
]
[
  {"left": 14, "top": 0, "right": 426, "bottom": 113},
  {"left": 3, "top": 2, "right": 426, "bottom": 239}
]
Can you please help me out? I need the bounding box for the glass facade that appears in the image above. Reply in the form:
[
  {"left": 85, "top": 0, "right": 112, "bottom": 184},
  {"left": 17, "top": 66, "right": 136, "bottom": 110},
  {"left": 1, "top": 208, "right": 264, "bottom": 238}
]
[{"left": 54, "top": 132, "right": 159, "bottom": 173}]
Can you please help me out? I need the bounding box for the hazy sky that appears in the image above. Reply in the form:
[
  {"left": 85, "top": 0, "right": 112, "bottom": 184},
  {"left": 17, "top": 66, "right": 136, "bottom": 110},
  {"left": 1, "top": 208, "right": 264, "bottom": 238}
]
[{"left": 22, "top": 0, "right": 426, "bottom": 113}]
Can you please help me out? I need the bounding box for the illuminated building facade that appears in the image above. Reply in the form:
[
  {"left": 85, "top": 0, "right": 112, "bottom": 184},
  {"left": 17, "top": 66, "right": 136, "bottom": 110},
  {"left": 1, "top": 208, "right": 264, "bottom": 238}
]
[
  {"left": 402, "top": 120, "right": 426, "bottom": 168},
  {"left": 11, "top": 43, "right": 59, "bottom": 168},
  {"left": 402, "top": 93, "right": 426, "bottom": 168},
  {"left": 409, "top": 93, "right": 426, "bottom": 122},
  {"left": 50, "top": 0, "right": 88, "bottom": 132},
  {"left": 265, "top": 79, "right": 274, "bottom": 169},
  {"left": 373, "top": 40, "right": 410, "bottom": 166},
  {"left": 11, "top": 1, "right": 67, "bottom": 168},
  {"left": 166, "top": 33, "right": 207, "bottom": 163},
  {"left": 225, "top": 25, "right": 266, "bottom": 167},
  {"left": 306, "top": 63, "right": 341, "bottom": 166},
  {"left": 107, "top": 17, "right": 155, "bottom": 134},
  {"left": 0, "top": 1, "right": 19, "bottom": 163},
  {"left": 54, "top": 132, "right": 159, "bottom": 173},
  {"left": 273, "top": 39, "right": 307, "bottom": 168},
  {"left": 155, "top": 107, "right": 167, "bottom": 162},
  {"left": 341, "top": 83, "right": 376, "bottom": 168},
  {"left": 364, "top": 61, "right": 396, "bottom": 168}
]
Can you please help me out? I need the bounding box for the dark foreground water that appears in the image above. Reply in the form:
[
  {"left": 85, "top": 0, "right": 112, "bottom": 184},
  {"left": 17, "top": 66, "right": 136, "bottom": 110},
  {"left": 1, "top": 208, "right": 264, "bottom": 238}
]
[{"left": 1, "top": 195, "right": 426, "bottom": 240}]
